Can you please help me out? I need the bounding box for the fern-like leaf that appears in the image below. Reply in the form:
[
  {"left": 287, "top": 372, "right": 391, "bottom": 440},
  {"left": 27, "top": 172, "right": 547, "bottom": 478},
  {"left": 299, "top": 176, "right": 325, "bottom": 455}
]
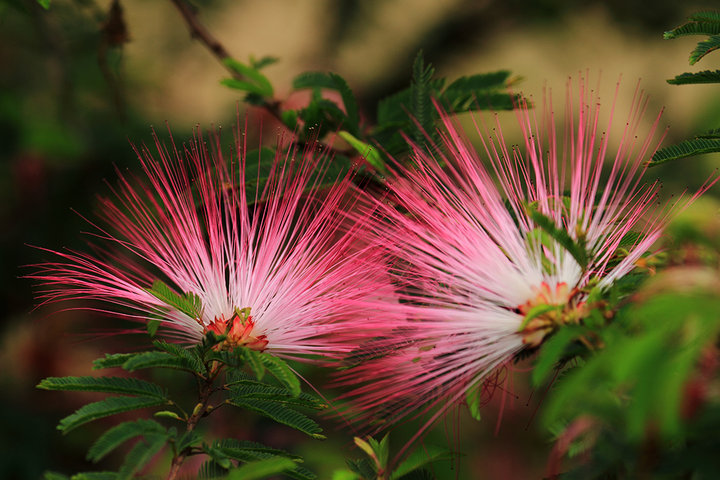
[
  {"left": 259, "top": 354, "right": 301, "bottom": 397},
  {"left": 153, "top": 340, "right": 206, "bottom": 375},
  {"left": 38, "top": 376, "right": 166, "bottom": 399},
  {"left": 93, "top": 353, "right": 141, "bottom": 370},
  {"left": 667, "top": 70, "right": 720, "bottom": 85},
  {"left": 527, "top": 207, "right": 588, "bottom": 270},
  {"left": 122, "top": 351, "right": 199, "bottom": 372},
  {"left": 145, "top": 280, "right": 203, "bottom": 319},
  {"left": 58, "top": 396, "right": 167, "bottom": 433},
  {"left": 229, "top": 399, "right": 325, "bottom": 439},
  {"left": 87, "top": 419, "right": 167, "bottom": 462},
  {"left": 690, "top": 35, "right": 720, "bottom": 64},
  {"left": 410, "top": 51, "right": 437, "bottom": 146},
  {"left": 226, "top": 457, "right": 296, "bottom": 480},
  {"left": 228, "top": 381, "right": 326, "bottom": 409},
  {"left": 650, "top": 137, "right": 720, "bottom": 165},
  {"left": 697, "top": 127, "right": 720, "bottom": 138},
  {"left": 69, "top": 473, "right": 118, "bottom": 480},
  {"left": 664, "top": 21, "right": 720, "bottom": 39},
  {"left": 690, "top": 11, "right": 720, "bottom": 23},
  {"left": 116, "top": 434, "right": 167, "bottom": 480},
  {"left": 215, "top": 439, "right": 302, "bottom": 461}
]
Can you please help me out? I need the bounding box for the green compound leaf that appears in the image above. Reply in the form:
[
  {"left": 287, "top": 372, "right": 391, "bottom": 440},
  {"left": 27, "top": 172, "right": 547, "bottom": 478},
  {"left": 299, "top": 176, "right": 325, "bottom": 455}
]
[
  {"left": 226, "top": 457, "right": 296, "bottom": 480},
  {"left": 93, "top": 353, "right": 142, "bottom": 370},
  {"left": 145, "top": 279, "right": 203, "bottom": 320},
  {"left": 222, "top": 58, "right": 273, "bottom": 97},
  {"left": 338, "top": 131, "right": 387, "bottom": 174},
  {"left": 215, "top": 439, "right": 302, "bottom": 461},
  {"left": 58, "top": 396, "right": 167, "bottom": 433},
  {"left": 153, "top": 340, "right": 206, "bottom": 375},
  {"left": 87, "top": 419, "right": 167, "bottom": 462},
  {"left": 229, "top": 398, "right": 325, "bottom": 439},
  {"left": 650, "top": 137, "right": 720, "bottom": 165},
  {"left": 70, "top": 473, "right": 118, "bottom": 480},
  {"left": 329, "top": 73, "right": 360, "bottom": 135},
  {"left": 213, "top": 439, "right": 316, "bottom": 480},
  {"left": 410, "top": 50, "right": 437, "bottom": 147},
  {"left": 690, "top": 35, "right": 720, "bottom": 64},
  {"left": 37, "top": 376, "right": 166, "bottom": 399},
  {"left": 390, "top": 444, "right": 455, "bottom": 479},
  {"left": 241, "top": 348, "right": 266, "bottom": 381},
  {"left": 116, "top": 433, "right": 167, "bottom": 480},
  {"left": 292, "top": 71, "right": 337, "bottom": 90},
  {"left": 664, "top": 21, "right": 720, "bottom": 39},
  {"left": 122, "top": 351, "right": 199, "bottom": 372},
  {"left": 667, "top": 69, "right": 720, "bottom": 85},
  {"left": 527, "top": 206, "right": 588, "bottom": 270},
  {"left": 531, "top": 325, "right": 586, "bottom": 386},
  {"left": 260, "top": 354, "right": 301, "bottom": 397},
  {"left": 229, "top": 380, "right": 326, "bottom": 409}
]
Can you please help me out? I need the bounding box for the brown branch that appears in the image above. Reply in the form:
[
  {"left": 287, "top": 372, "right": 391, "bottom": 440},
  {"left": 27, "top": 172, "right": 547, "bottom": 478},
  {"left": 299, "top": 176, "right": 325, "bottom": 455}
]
[{"left": 168, "top": 0, "right": 284, "bottom": 121}]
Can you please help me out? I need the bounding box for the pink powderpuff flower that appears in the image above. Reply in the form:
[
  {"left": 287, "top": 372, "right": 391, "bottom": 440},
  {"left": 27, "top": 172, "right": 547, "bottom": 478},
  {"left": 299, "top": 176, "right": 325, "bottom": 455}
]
[
  {"left": 29, "top": 121, "right": 396, "bottom": 360},
  {"left": 336, "top": 77, "right": 717, "bottom": 433}
]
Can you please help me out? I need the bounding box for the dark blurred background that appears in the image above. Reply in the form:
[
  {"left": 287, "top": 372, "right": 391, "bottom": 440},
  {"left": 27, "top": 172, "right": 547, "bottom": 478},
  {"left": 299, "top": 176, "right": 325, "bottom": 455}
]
[{"left": 2, "top": 0, "right": 719, "bottom": 478}]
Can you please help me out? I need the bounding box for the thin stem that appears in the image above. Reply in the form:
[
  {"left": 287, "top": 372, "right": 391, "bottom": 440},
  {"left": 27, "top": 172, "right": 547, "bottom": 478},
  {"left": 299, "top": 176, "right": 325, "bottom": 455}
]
[
  {"left": 165, "top": 367, "right": 222, "bottom": 480},
  {"left": 167, "top": 0, "right": 284, "bottom": 122}
]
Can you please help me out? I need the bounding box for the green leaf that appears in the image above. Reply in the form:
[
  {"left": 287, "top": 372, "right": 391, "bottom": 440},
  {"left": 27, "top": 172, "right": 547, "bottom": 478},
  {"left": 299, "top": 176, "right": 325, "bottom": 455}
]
[
  {"left": 122, "top": 351, "right": 199, "bottom": 372},
  {"left": 260, "top": 354, "right": 301, "bottom": 397},
  {"left": 368, "top": 434, "right": 390, "bottom": 470},
  {"left": 650, "top": 137, "right": 720, "bottom": 165},
  {"left": 690, "top": 11, "right": 720, "bottom": 23},
  {"left": 93, "top": 353, "right": 140, "bottom": 370},
  {"left": 37, "top": 0, "right": 50, "bottom": 9},
  {"left": 229, "top": 381, "right": 325, "bottom": 409},
  {"left": 250, "top": 55, "right": 279, "bottom": 70},
  {"left": 690, "top": 35, "right": 720, "bottom": 64},
  {"left": 440, "top": 71, "right": 516, "bottom": 112},
  {"left": 532, "top": 326, "right": 584, "bottom": 386},
  {"left": 227, "top": 457, "right": 296, "bottom": 480},
  {"left": 215, "top": 439, "right": 302, "bottom": 461},
  {"left": 154, "top": 410, "right": 183, "bottom": 421},
  {"left": 664, "top": 21, "right": 720, "bottom": 39},
  {"left": 87, "top": 419, "right": 166, "bottom": 462},
  {"left": 410, "top": 50, "right": 437, "bottom": 146},
  {"left": 153, "top": 340, "right": 206, "bottom": 375},
  {"left": 43, "top": 473, "right": 69, "bottom": 480},
  {"left": 465, "top": 381, "right": 482, "bottom": 421},
  {"left": 527, "top": 207, "right": 588, "bottom": 270},
  {"left": 177, "top": 430, "right": 202, "bottom": 453},
  {"left": 338, "top": 131, "right": 387, "bottom": 174},
  {"left": 241, "top": 348, "right": 266, "bottom": 380},
  {"left": 145, "top": 280, "right": 203, "bottom": 319},
  {"left": 58, "top": 396, "right": 167, "bottom": 433},
  {"left": 116, "top": 434, "right": 167, "bottom": 480},
  {"left": 329, "top": 73, "right": 360, "bottom": 135},
  {"left": 37, "top": 376, "right": 166, "bottom": 399},
  {"left": 292, "top": 72, "right": 337, "bottom": 90},
  {"left": 223, "top": 58, "right": 273, "bottom": 97},
  {"left": 443, "top": 71, "right": 510, "bottom": 94},
  {"left": 390, "top": 445, "right": 455, "bottom": 479},
  {"left": 221, "top": 78, "right": 272, "bottom": 97},
  {"left": 331, "top": 471, "right": 359, "bottom": 480},
  {"left": 70, "top": 474, "right": 118, "bottom": 480},
  {"left": 146, "top": 318, "right": 160, "bottom": 337},
  {"left": 667, "top": 70, "right": 720, "bottom": 85},
  {"left": 204, "top": 444, "right": 233, "bottom": 469},
  {"left": 517, "top": 303, "right": 561, "bottom": 332},
  {"left": 229, "top": 398, "right": 325, "bottom": 439},
  {"left": 697, "top": 127, "right": 720, "bottom": 138}
]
